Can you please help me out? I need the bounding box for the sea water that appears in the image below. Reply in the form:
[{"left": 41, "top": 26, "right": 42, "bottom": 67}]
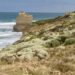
[{"left": 0, "top": 12, "right": 64, "bottom": 48}]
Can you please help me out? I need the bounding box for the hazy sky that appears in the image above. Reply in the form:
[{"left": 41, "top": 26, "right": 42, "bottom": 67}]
[{"left": 0, "top": 0, "right": 75, "bottom": 12}]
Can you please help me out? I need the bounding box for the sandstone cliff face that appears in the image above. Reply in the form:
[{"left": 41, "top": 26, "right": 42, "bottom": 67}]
[{"left": 14, "top": 11, "right": 32, "bottom": 32}]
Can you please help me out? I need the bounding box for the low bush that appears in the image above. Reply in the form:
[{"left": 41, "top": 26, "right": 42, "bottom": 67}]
[
  {"left": 37, "top": 30, "right": 45, "bottom": 38},
  {"left": 54, "top": 62, "right": 74, "bottom": 72},
  {"left": 72, "top": 32, "right": 75, "bottom": 37},
  {"left": 64, "top": 38, "right": 75, "bottom": 45},
  {"left": 43, "top": 36, "right": 51, "bottom": 40},
  {"left": 45, "top": 39, "right": 60, "bottom": 48},
  {"left": 57, "top": 35, "right": 68, "bottom": 44}
]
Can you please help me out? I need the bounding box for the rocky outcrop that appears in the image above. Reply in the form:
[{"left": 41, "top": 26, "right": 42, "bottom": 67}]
[{"left": 13, "top": 11, "right": 32, "bottom": 33}]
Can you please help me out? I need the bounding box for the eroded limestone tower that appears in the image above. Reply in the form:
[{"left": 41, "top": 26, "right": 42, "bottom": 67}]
[{"left": 14, "top": 11, "right": 32, "bottom": 33}]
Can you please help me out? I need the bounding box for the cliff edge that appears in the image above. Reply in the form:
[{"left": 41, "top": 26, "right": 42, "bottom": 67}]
[{"left": 1, "top": 12, "right": 75, "bottom": 75}]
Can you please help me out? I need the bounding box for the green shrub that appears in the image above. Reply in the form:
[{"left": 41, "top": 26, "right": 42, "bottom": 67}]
[
  {"left": 37, "top": 30, "right": 45, "bottom": 38},
  {"left": 64, "top": 38, "right": 75, "bottom": 45},
  {"left": 33, "top": 18, "right": 55, "bottom": 25},
  {"left": 72, "top": 32, "right": 75, "bottom": 37},
  {"left": 43, "top": 37, "right": 48, "bottom": 41},
  {"left": 57, "top": 36, "right": 67, "bottom": 44},
  {"left": 43, "top": 36, "right": 51, "bottom": 40},
  {"left": 46, "top": 39, "right": 60, "bottom": 48}
]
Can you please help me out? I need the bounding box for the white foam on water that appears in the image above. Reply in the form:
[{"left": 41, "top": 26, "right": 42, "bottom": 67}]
[
  {"left": 0, "top": 32, "right": 22, "bottom": 48},
  {"left": 0, "top": 22, "right": 16, "bottom": 25},
  {"left": 0, "top": 22, "right": 22, "bottom": 48},
  {"left": 0, "top": 32, "right": 22, "bottom": 37},
  {"left": 32, "top": 20, "right": 38, "bottom": 22},
  {"left": 0, "top": 22, "right": 16, "bottom": 29}
]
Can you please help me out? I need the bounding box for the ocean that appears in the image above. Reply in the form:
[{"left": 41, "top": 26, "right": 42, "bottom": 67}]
[{"left": 0, "top": 12, "right": 64, "bottom": 48}]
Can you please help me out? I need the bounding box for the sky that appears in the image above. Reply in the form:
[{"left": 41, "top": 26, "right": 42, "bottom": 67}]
[{"left": 0, "top": 0, "right": 75, "bottom": 12}]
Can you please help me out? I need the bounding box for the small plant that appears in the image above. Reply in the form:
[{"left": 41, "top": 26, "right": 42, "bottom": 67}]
[
  {"left": 57, "top": 35, "right": 67, "bottom": 44},
  {"left": 38, "top": 29, "right": 45, "bottom": 38},
  {"left": 72, "top": 32, "right": 75, "bottom": 37},
  {"left": 64, "top": 38, "right": 75, "bottom": 45},
  {"left": 45, "top": 39, "right": 60, "bottom": 48},
  {"left": 43, "top": 36, "right": 49, "bottom": 40},
  {"left": 54, "top": 62, "right": 74, "bottom": 72}
]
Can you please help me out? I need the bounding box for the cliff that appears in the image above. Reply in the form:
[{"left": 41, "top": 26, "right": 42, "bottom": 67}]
[{"left": 1, "top": 12, "right": 75, "bottom": 75}]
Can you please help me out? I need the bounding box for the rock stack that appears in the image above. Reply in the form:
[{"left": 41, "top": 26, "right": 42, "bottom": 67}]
[{"left": 13, "top": 11, "right": 32, "bottom": 33}]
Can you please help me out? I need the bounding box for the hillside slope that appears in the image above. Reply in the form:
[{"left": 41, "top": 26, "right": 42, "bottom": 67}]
[{"left": 1, "top": 12, "right": 75, "bottom": 75}]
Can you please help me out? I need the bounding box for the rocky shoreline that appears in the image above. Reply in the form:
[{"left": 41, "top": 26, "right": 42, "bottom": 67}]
[{"left": 0, "top": 12, "right": 75, "bottom": 75}]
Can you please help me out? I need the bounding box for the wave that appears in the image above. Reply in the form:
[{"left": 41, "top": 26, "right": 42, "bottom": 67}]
[
  {"left": 0, "top": 22, "right": 22, "bottom": 48},
  {"left": 0, "top": 32, "right": 22, "bottom": 48},
  {"left": 32, "top": 20, "right": 37, "bottom": 22},
  {"left": 0, "top": 32, "right": 22, "bottom": 37},
  {"left": 0, "top": 22, "right": 16, "bottom": 25},
  {"left": 0, "top": 22, "right": 16, "bottom": 31}
]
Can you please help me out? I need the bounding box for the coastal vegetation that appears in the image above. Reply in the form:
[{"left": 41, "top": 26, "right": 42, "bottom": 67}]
[{"left": 1, "top": 12, "right": 75, "bottom": 75}]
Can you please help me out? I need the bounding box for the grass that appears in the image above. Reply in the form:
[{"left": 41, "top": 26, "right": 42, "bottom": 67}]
[
  {"left": 0, "top": 45, "right": 75, "bottom": 75},
  {"left": 64, "top": 38, "right": 75, "bottom": 45},
  {"left": 32, "top": 15, "right": 63, "bottom": 26},
  {"left": 1, "top": 12, "right": 75, "bottom": 75},
  {"left": 45, "top": 39, "right": 60, "bottom": 48}
]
